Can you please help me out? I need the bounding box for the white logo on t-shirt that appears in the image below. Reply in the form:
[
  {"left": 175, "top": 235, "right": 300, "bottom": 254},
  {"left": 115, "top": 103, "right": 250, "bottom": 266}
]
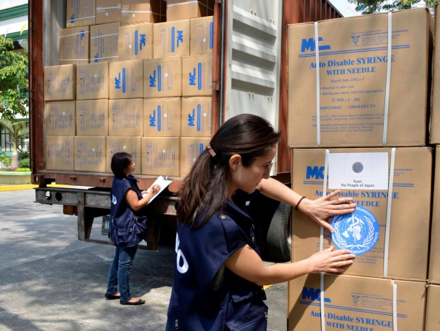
[{"left": 175, "top": 233, "right": 189, "bottom": 274}]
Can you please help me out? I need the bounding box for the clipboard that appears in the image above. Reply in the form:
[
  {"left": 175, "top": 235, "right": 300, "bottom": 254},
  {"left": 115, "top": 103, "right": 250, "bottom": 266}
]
[{"left": 143, "top": 175, "right": 173, "bottom": 204}]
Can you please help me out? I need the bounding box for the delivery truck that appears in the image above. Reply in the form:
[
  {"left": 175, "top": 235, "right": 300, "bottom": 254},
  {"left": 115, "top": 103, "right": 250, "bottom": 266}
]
[{"left": 29, "top": 0, "right": 342, "bottom": 262}]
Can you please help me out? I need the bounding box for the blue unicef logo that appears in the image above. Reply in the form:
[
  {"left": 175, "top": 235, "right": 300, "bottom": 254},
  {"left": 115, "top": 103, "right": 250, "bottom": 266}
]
[{"left": 330, "top": 206, "right": 379, "bottom": 255}]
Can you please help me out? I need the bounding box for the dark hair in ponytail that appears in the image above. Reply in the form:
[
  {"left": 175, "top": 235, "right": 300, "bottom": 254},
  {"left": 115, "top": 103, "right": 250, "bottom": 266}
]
[{"left": 177, "top": 113, "right": 281, "bottom": 229}]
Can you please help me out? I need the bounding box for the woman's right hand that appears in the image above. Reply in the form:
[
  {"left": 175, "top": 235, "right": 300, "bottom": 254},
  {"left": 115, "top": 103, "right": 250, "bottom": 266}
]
[{"left": 307, "top": 246, "right": 355, "bottom": 274}]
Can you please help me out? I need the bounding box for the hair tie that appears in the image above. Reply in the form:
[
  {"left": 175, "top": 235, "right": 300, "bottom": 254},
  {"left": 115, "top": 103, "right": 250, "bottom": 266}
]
[{"left": 206, "top": 144, "right": 216, "bottom": 157}]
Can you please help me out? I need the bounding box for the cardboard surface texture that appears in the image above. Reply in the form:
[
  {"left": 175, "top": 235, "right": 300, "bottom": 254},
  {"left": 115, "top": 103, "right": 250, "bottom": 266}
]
[
  {"left": 118, "top": 23, "right": 153, "bottom": 60},
  {"left": 425, "top": 285, "right": 440, "bottom": 331},
  {"left": 74, "top": 136, "right": 106, "bottom": 172},
  {"left": 180, "top": 137, "right": 210, "bottom": 177},
  {"left": 143, "top": 98, "right": 181, "bottom": 137},
  {"left": 44, "top": 65, "right": 76, "bottom": 101},
  {"left": 182, "top": 54, "right": 213, "bottom": 96},
  {"left": 76, "top": 62, "right": 109, "bottom": 100},
  {"left": 90, "top": 23, "right": 120, "bottom": 63},
  {"left": 59, "top": 27, "right": 90, "bottom": 65},
  {"left": 429, "top": 146, "right": 440, "bottom": 284},
  {"left": 109, "top": 60, "right": 144, "bottom": 99},
  {"left": 430, "top": 5, "right": 440, "bottom": 144},
  {"left": 287, "top": 8, "right": 433, "bottom": 147},
  {"left": 141, "top": 137, "right": 179, "bottom": 176},
  {"left": 288, "top": 274, "right": 426, "bottom": 331},
  {"left": 144, "top": 56, "right": 182, "bottom": 98},
  {"left": 45, "top": 136, "right": 74, "bottom": 171},
  {"left": 96, "top": 0, "right": 121, "bottom": 24},
  {"left": 291, "top": 147, "right": 432, "bottom": 281},
  {"left": 76, "top": 99, "right": 109, "bottom": 136},
  {"left": 45, "top": 101, "right": 76, "bottom": 136},
  {"left": 109, "top": 99, "right": 143, "bottom": 136},
  {"left": 153, "top": 20, "right": 190, "bottom": 58},
  {"left": 190, "top": 16, "right": 214, "bottom": 55},
  {"left": 121, "top": 0, "right": 166, "bottom": 25},
  {"left": 181, "top": 97, "right": 212, "bottom": 137},
  {"left": 66, "top": 0, "right": 96, "bottom": 27},
  {"left": 166, "top": 0, "right": 214, "bottom": 21},
  {"left": 106, "top": 136, "right": 141, "bottom": 174}
]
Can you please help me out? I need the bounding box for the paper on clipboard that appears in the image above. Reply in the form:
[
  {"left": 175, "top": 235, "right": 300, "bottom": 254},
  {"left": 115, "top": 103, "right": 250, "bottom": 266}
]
[{"left": 143, "top": 175, "right": 173, "bottom": 204}]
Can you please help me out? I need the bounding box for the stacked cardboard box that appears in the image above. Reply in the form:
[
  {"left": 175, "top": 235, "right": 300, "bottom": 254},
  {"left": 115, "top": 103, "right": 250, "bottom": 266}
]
[
  {"left": 44, "top": 0, "right": 215, "bottom": 180},
  {"left": 287, "top": 8, "right": 434, "bottom": 330}
]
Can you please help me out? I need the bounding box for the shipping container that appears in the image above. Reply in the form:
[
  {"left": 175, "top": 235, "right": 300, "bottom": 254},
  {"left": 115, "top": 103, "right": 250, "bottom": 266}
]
[{"left": 29, "top": 0, "right": 342, "bottom": 260}]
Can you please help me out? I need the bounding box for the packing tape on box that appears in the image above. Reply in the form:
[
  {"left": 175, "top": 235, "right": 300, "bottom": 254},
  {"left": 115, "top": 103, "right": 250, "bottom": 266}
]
[
  {"left": 69, "top": 15, "right": 96, "bottom": 23},
  {"left": 96, "top": 5, "right": 122, "bottom": 12},
  {"left": 167, "top": 0, "right": 199, "bottom": 7},
  {"left": 318, "top": 148, "right": 397, "bottom": 330},
  {"left": 314, "top": 13, "right": 393, "bottom": 147},
  {"left": 91, "top": 33, "right": 119, "bottom": 39},
  {"left": 60, "top": 31, "right": 90, "bottom": 39}
]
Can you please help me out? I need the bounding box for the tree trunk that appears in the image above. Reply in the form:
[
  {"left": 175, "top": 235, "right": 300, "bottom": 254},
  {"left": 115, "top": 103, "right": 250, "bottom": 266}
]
[{"left": 10, "top": 143, "right": 19, "bottom": 170}]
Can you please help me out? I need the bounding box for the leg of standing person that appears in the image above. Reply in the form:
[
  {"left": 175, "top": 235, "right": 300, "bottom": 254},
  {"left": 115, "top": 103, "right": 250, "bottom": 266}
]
[
  {"left": 105, "top": 246, "right": 121, "bottom": 299},
  {"left": 118, "top": 245, "right": 139, "bottom": 303}
]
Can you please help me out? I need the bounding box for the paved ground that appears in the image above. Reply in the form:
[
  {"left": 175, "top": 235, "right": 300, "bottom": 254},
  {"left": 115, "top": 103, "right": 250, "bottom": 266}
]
[{"left": 0, "top": 189, "right": 287, "bottom": 331}]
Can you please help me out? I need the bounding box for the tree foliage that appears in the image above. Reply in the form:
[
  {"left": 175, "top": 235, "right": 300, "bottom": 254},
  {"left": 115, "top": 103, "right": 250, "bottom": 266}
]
[
  {"left": 0, "top": 118, "right": 29, "bottom": 169},
  {"left": 348, "top": 0, "right": 439, "bottom": 14},
  {"left": 0, "top": 36, "right": 29, "bottom": 119}
]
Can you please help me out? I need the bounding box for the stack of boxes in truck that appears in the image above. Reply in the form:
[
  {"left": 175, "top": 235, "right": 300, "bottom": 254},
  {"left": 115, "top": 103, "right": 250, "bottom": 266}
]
[
  {"left": 287, "top": 8, "right": 437, "bottom": 330},
  {"left": 43, "top": 0, "right": 214, "bottom": 179}
]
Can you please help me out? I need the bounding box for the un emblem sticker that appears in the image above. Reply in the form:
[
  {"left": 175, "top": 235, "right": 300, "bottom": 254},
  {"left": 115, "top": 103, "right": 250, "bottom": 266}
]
[{"left": 330, "top": 206, "right": 379, "bottom": 255}]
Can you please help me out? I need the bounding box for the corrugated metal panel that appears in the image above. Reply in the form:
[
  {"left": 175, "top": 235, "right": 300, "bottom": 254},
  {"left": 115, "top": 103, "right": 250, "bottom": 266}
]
[{"left": 225, "top": 0, "right": 282, "bottom": 174}]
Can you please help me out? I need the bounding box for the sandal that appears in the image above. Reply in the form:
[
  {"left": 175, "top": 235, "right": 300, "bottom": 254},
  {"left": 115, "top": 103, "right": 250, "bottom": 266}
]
[{"left": 120, "top": 299, "right": 145, "bottom": 306}]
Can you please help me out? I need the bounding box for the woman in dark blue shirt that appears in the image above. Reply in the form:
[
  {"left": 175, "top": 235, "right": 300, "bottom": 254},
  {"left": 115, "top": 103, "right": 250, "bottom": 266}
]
[
  {"left": 105, "top": 152, "right": 159, "bottom": 305},
  {"left": 166, "top": 114, "right": 356, "bottom": 330}
]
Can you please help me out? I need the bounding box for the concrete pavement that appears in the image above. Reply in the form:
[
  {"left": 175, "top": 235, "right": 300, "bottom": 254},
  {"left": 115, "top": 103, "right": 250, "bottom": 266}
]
[{"left": 0, "top": 189, "right": 287, "bottom": 331}]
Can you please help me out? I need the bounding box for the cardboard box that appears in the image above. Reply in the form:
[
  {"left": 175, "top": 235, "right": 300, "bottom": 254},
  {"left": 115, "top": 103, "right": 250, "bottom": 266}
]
[
  {"left": 44, "top": 65, "right": 76, "bottom": 101},
  {"left": 144, "top": 98, "right": 181, "bottom": 137},
  {"left": 429, "top": 145, "right": 440, "bottom": 284},
  {"left": 96, "top": 0, "right": 121, "bottom": 24},
  {"left": 141, "top": 137, "right": 179, "bottom": 176},
  {"left": 76, "top": 99, "right": 109, "bottom": 136},
  {"left": 287, "top": 8, "right": 433, "bottom": 148},
  {"left": 425, "top": 285, "right": 440, "bottom": 331},
  {"left": 153, "top": 19, "right": 190, "bottom": 58},
  {"left": 45, "top": 136, "right": 74, "bottom": 171},
  {"left": 291, "top": 147, "right": 432, "bottom": 281},
  {"left": 121, "top": 0, "right": 166, "bottom": 25},
  {"left": 144, "top": 56, "right": 182, "bottom": 98},
  {"left": 74, "top": 136, "right": 106, "bottom": 172},
  {"left": 118, "top": 23, "right": 153, "bottom": 60},
  {"left": 190, "top": 16, "right": 213, "bottom": 55},
  {"left": 76, "top": 62, "right": 109, "bottom": 100},
  {"left": 66, "top": 0, "right": 96, "bottom": 28},
  {"left": 106, "top": 136, "right": 141, "bottom": 174},
  {"left": 430, "top": 5, "right": 440, "bottom": 144},
  {"left": 180, "top": 137, "right": 210, "bottom": 177},
  {"left": 59, "top": 27, "right": 90, "bottom": 65},
  {"left": 181, "top": 97, "right": 212, "bottom": 137},
  {"left": 90, "top": 22, "right": 120, "bottom": 63},
  {"left": 288, "top": 274, "right": 426, "bottom": 331},
  {"left": 182, "top": 54, "right": 212, "bottom": 96},
  {"left": 45, "top": 101, "right": 76, "bottom": 136},
  {"left": 166, "top": 0, "right": 214, "bottom": 21},
  {"left": 109, "top": 99, "right": 143, "bottom": 136},
  {"left": 109, "top": 60, "right": 144, "bottom": 99}
]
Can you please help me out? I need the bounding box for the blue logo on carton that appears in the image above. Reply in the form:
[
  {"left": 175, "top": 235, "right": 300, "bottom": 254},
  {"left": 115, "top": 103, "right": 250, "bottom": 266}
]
[
  {"left": 188, "top": 104, "right": 202, "bottom": 131},
  {"left": 149, "top": 65, "right": 162, "bottom": 91},
  {"left": 115, "top": 68, "right": 127, "bottom": 93},
  {"left": 149, "top": 110, "right": 156, "bottom": 127},
  {"left": 94, "top": 53, "right": 99, "bottom": 63},
  {"left": 80, "top": 30, "right": 85, "bottom": 40},
  {"left": 134, "top": 31, "right": 147, "bottom": 55},
  {"left": 302, "top": 287, "right": 331, "bottom": 303},
  {"left": 70, "top": 14, "right": 75, "bottom": 23},
  {"left": 209, "top": 22, "right": 214, "bottom": 50},
  {"left": 189, "top": 63, "right": 203, "bottom": 90},
  {"left": 330, "top": 206, "right": 380, "bottom": 256},
  {"left": 149, "top": 107, "right": 162, "bottom": 131},
  {"left": 301, "top": 37, "right": 331, "bottom": 52},
  {"left": 306, "top": 166, "right": 325, "bottom": 179},
  {"left": 171, "top": 27, "right": 184, "bottom": 53}
]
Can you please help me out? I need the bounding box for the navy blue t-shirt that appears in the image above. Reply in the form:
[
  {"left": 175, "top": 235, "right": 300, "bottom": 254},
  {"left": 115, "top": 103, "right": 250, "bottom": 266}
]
[{"left": 166, "top": 190, "right": 268, "bottom": 331}]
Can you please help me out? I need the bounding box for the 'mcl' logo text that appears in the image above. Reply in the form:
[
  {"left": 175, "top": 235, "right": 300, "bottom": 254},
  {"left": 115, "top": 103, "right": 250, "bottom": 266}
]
[
  {"left": 302, "top": 287, "right": 331, "bottom": 302},
  {"left": 301, "top": 37, "right": 331, "bottom": 52},
  {"left": 306, "top": 166, "right": 325, "bottom": 179}
]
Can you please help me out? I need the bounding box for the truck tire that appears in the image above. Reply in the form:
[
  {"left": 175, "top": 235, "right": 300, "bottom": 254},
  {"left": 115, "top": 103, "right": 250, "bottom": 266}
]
[{"left": 266, "top": 201, "right": 292, "bottom": 262}]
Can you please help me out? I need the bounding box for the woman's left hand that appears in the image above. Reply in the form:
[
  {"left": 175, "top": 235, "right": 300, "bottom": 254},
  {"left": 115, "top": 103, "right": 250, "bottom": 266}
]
[{"left": 298, "top": 190, "right": 356, "bottom": 233}]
